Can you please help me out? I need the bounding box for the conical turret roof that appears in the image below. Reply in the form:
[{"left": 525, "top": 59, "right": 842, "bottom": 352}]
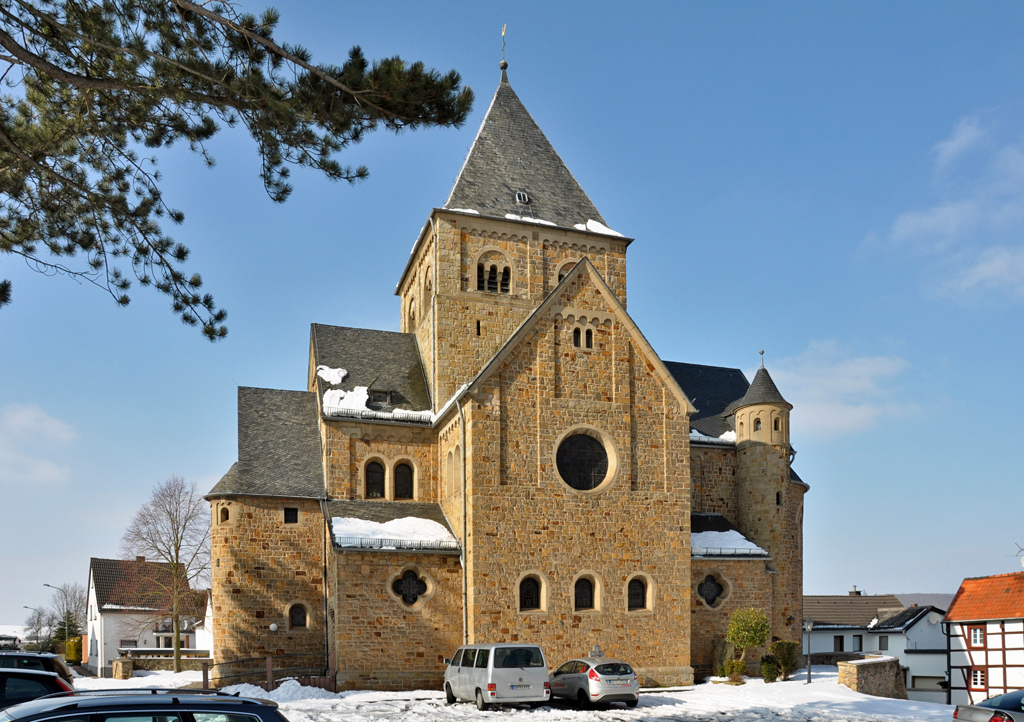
[
  {"left": 731, "top": 367, "right": 791, "bottom": 410},
  {"left": 444, "top": 66, "right": 606, "bottom": 228}
]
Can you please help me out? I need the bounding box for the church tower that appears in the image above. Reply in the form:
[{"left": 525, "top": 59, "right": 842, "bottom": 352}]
[
  {"left": 732, "top": 365, "right": 803, "bottom": 643},
  {"left": 395, "top": 62, "right": 630, "bottom": 410}
]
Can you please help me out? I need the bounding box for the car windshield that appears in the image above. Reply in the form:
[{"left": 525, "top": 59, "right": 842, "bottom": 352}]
[
  {"left": 493, "top": 647, "right": 544, "bottom": 668},
  {"left": 980, "top": 690, "right": 1024, "bottom": 710},
  {"left": 595, "top": 663, "right": 633, "bottom": 676}
]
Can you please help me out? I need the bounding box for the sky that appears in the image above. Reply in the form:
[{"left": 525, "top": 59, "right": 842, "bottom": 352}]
[{"left": 3, "top": 1, "right": 1024, "bottom": 622}]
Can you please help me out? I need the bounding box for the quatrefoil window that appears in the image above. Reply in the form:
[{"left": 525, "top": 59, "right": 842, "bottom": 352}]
[
  {"left": 392, "top": 570, "right": 428, "bottom": 606},
  {"left": 698, "top": 575, "right": 724, "bottom": 606}
]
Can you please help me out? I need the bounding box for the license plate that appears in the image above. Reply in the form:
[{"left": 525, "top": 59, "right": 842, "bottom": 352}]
[{"left": 510, "top": 684, "right": 532, "bottom": 690}]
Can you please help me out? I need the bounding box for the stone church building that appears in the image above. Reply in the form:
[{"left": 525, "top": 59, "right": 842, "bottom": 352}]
[{"left": 207, "top": 62, "right": 808, "bottom": 690}]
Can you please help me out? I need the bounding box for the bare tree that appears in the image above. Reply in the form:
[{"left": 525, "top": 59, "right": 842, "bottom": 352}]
[
  {"left": 47, "top": 582, "right": 87, "bottom": 648},
  {"left": 121, "top": 475, "right": 210, "bottom": 672},
  {"left": 23, "top": 606, "right": 54, "bottom": 652}
]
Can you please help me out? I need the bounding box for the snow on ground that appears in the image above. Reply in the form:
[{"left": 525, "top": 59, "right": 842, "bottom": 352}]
[
  {"left": 74, "top": 670, "right": 203, "bottom": 690},
  {"left": 332, "top": 517, "right": 457, "bottom": 546},
  {"left": 222, "top": 666, "right": 951, "bottom": 722}
]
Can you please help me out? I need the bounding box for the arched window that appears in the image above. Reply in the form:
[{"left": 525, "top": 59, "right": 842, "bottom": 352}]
[
  {"left": 408, "top": 301, "right": 416, "bottom": 334},
  {"left": 774, "top": 417, "right": 780, "bottom": 431},
  {"left": 628, "top": 578, "right": 646, "bottom": 610},
  {"left": 500, "top": 267, "right": 511, "bottom": 293},
  {"left": 289, "top": 604, "right": 307, "bottom": 629},
  {"left": 573, "top": 328, "right": 581, "bottom": 347},
  {"left": 395, "top": 463, "right": 414, "bottom": 500},
  {"left": 365, "top": 462, "right": 385, "bottom": 499},
  {"left": 585, "top": 329, "right": 593, "bottom": 349},
  {"left": 519, "top": 577, "right": 541, "bottom": 611},
  {"left": 219, "top": 507, "right": 229, "bottom": 524},
  {"left": 574, "top": 577, "right": 594, "bottom": 611},
  {"left": 446, "top": 451, "right": 455, "bottom": 497},
  {"left": 487, "top": 265, "right": 498, "bottom": 293},
  {"left": 558, "top": 271, "right": 567, "bottom": 282},
  {"left": 754, "top": 418, "right": 762, "bottom": 432}
]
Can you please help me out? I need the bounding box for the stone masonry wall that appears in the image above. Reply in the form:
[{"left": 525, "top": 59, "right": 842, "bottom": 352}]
[
  {"left": 690, "top": 446, "right": 739, "bottom": 517},
  {"left": 460, "top": 270, "right": 693, "bottom": 686},
  {"left": 320, "top": 421, "right": 437, "bottom": 502},
  {"left": 690, "top": 559, "right": 774, "bottom": 678},
  {"left": 838, "top": 656, "right": 908, "bottom": 699},
  {"left": 330, "top": 550, "right": 463, "bottom": 690},
  {"left": 209, "top": 496, "right": 325, "bottom": 681}
]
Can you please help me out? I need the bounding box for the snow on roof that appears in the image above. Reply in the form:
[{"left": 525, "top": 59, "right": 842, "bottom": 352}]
[
  {"left": 505, "top": 213, "right": 557, "bottom": 226},
  {"left": 689, "top": 428, "right": 736, "bottom": 446},
  {"left": 316, "top": 365, "right": 348, "bottom": 385},
  {"left": 332, "top": 516, "right": 459, "bottom": 550},
  {"left": 573, "top": 219, "right": 624, "bottom": 237},
  {"left": 447, "top": 208, "right": 479, "bottom": 214},
  {"left": 691, "top": 530, "right": 769, "bottom": 558}
]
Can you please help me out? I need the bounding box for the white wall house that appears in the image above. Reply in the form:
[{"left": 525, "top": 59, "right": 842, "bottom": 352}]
[
  {"left": 804, "top": 589, "right": 948, "bottom": 702},
  {"left": 85, "top": 557, "right": 196, "bottom": 677},
  {"left": 945, "top": 572, "right": 1024, "bottom": 706}
]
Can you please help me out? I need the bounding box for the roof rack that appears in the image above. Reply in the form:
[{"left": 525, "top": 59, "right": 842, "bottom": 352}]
[{"left": 34, "top": 688, "right": 256, "bottom": 704}]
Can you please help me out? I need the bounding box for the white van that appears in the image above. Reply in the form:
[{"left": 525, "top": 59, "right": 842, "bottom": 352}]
[{"left": 443, "top": 643, "right": 551, "bottom": 710}]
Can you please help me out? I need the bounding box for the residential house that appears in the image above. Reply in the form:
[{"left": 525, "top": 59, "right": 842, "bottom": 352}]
[{"left": 944, "top": 571, "right": 1024, "bottom": 705}]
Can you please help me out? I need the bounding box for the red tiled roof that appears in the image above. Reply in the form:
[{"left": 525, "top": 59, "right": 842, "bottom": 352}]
[{"left": 944, "top": 572, "right": 1024, "bottom": 622}]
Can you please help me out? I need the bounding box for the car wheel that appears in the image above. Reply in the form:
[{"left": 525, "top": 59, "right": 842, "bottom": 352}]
[
  {"left": 576, "top": 690, "right": 590, "bottom": 709},
  {"left": 445, "top": 684, "right": 456, "bottom": 704},
  {"left": 626, "top": 698, "right": 638, "bottom": 708},
  {"left": 475, "top": 688, "right": 489, "bottom": 711}
]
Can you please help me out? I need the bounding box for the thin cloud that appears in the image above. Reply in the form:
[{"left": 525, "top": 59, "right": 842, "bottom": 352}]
[
  {"left": 943, "top": 245, "right": 1024, "bottom": 297},
  {"left": 770, "top": 342, "right": 916, "bottom": 439},
  {"left": 933, "top": 117, "right": 984, "bottom": 169},
  {"left": 0, "top": 404, "right": 77, "bottom": 484}
]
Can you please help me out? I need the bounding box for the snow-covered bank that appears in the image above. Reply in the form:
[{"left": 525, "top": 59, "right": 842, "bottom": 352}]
[
  {"left": 74, "top": 670, "right": 203, "bottom": 690},
  {"left": 220, "top": 666, "right": 951, "bottom": 722}
]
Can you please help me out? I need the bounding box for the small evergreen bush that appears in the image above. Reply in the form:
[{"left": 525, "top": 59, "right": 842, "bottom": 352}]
[
  {"left": 769, "top": 640, "right": 800, "bottom": 681},
  {"left": 725, "top": 659, "right": 747, "bottom": 683},
  {"left": 64, "top": 637, "right": 81, "bottom": 664},
  {"left": 760, "top": 654, "right": 778, "bottom": 683}
]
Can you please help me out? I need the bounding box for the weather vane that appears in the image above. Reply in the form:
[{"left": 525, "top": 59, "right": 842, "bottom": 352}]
[
  {"left": 501, "top": 24, "right": 507, "bottom": 61},
  {"left": 760, "top": 349, "right": 764, "bottom": 368}
]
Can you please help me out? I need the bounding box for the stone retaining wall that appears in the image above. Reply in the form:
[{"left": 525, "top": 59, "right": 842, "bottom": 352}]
[
  {"left": 838, "top": 655, "right": 907, "bottom": 699},
  {"left": 129, "top": 657, "right": 212, "bottom": 672}
]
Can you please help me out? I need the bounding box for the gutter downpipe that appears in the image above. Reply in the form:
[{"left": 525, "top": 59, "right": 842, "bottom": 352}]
[
  {"left": 320, "top": 497, "right": 330, "bottom": 669},
  {"left": 429, "top": 217, "right": 438, "bottom": 411},
  {"left": 457, "top": 396, "right": 468, "bottom": 646}
]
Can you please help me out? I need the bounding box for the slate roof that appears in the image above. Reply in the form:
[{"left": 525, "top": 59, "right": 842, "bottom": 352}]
[
  {"left": 803, "top": 594, "right": 905, "bottom": 627},
  {"left": 729, "top": 367, "right": 790, "bottom": 412},
  {"left": 89, "top": 557, "right": 178, "bottom": 611},
  {"left": 691, "top": 513, "right": 741, "bottom": 534},
  {"left": 325, "top": 500, "right": 456, "bottom": 538},
  {"left": 665, "top": 361, "right": 749, "bottom": 438},
  {"left": 869, "top": 605, "right": 941, "bottom": 632},
  {"left": 443, "top": 67, "right": 606, "bottom": 229},
  {"left": 311, "top": 324, "right": 431, "bottom": 413},
  {"left": 945, "top": 572, "right": 1024, "bottom": 622},
  {"left": 207, "top": 387, "right": 323, "bottom": 499}
]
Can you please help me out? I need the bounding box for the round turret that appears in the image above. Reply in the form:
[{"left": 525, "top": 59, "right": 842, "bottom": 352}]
[{"left": 731, "top": 366, "right": 792, "bottom": 448}]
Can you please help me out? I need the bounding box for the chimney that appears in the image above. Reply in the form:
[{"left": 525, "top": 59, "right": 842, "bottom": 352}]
[
  {"left": 849, "top": 585, "right": 862, "bottom": 596},
  {"left": 911, "top": 603, "right": 918, "bottom": 607},
  {"left": 136, "top": 556, "right": 145, "bottom": 562}
]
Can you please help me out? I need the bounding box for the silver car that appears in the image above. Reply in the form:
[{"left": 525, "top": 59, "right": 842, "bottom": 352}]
[
  {"left": 443, "top": 643, "right": 551, "bottom": 710},
  {"left": 953, "top": 689, "right": 1024, "bottom": 721},
  {"left": 549, "top": 655, "right": 639, "bottom": 708}
]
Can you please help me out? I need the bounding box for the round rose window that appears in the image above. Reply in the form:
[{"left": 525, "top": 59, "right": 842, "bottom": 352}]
[{"left": 556, "top": 434, "right": 609, "bottom": 490}]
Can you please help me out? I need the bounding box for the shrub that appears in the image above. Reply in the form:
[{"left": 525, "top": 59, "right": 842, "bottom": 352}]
[
  {"left": 724, "top": 659, "right": 747, "bottom": 683},
  {"left": 760, "top": 654, "right": 778, "bottom": 683},
  {"left": 726, "top": 608, "right": 771, "bottom": 660},
  {"left": 64, "top": 637, "right": 82, "bottom": 664},
  {"left": 769, "top": 640, "right": 800, "bottom": 681}
]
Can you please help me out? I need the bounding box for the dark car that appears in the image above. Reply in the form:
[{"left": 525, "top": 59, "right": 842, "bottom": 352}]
[
  {"left": 0, "top": 670, "right": 72, "bottom": 711},
  {"left": 0, "top": 655, "right": 73, "bottom": 687},
  {"left": 954, "top": 689, "right": 1024, "bottom": 721},
  {"left": 0, "top": 689, "right": 291, "bottom": 722}
]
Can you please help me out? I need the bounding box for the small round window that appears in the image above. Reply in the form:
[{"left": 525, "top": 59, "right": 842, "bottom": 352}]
[{"left": 556, "top": 434, "right": 609, "bottom": 490}]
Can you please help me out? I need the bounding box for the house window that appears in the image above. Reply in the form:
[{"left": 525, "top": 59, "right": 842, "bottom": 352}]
[
  {"left": 574, "top": 577, "right": 595, "bottom": 611},
  {"left": 365, "top": 462, "right": 385, "bottom": 499},
  {"left": 284, "top": 508, "right": 298, "bottom": 524},
  {"left": 755, "top": 418, "right": 762, "bottom": 431},
  {"left": 395, "top": 463, "right": 414, "bottom": 500},
  {"left": 585, "top": 329, "right": 593, "bottom": 349},
  {"left": 219, "top": 507, "right": 229, "bottom": 523},
  {"left": 628, "top": 578, "right": 646, "bottom": 611},
  {"left": 852, "top": 635, "right": 862, "bottom": 652},
  {"left": 879, "top": 635, "right": 888, "bottom": 651},
  {"left": 289, "top": 604, "right": 307, "bottom": 629},
  {"left": 519, "top": 577, "right": 541, "bottom": 611},
  {"left": 573, "top": 328, "right": 581, "bottom": 347},
  {"left": 970, "top": 668, "right": 986, "bottom": 690},
  {"left": 969, "top": 626, "right": 985, "bottom": 647},
  {"left": 556, "top": 434, "right": 609, "bottom": 491},
  {"left": 120, "top": 640, "right": 138, "bottom": 648},
  {"left": 833, "top": 635, "right": 844, "bottom": 652}
]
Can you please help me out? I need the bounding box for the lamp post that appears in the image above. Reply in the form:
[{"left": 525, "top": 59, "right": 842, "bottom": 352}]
[
  {"left": 804, "top": 619, "right": 814, "bottom": 684},
  {"left": 43, "top": 584, "right": 70, "bottom": 650},
  {"left": 23, "top": 607, "right": 40, "bottom": 652}
]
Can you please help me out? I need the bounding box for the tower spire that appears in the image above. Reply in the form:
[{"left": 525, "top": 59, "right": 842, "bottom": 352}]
[
  {"left": 500, "top": 24, "right": 508, "bottom": 82},
  {"left": 760, "top": 349, "right": 764, "bottom": 368}
]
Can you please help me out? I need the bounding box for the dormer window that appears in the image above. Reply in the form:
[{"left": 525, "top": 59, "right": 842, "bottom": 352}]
[
  {"left": 515, "top": 191, "right": 530, "bottom": 204},
  {"left": 370, "top": 390, "right": 390, "bottom": 405}
]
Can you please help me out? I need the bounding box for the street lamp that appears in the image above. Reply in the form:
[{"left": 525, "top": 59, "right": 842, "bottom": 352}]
[{"left": 804, "top": 619, "right": 814, "bottom": 684}]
